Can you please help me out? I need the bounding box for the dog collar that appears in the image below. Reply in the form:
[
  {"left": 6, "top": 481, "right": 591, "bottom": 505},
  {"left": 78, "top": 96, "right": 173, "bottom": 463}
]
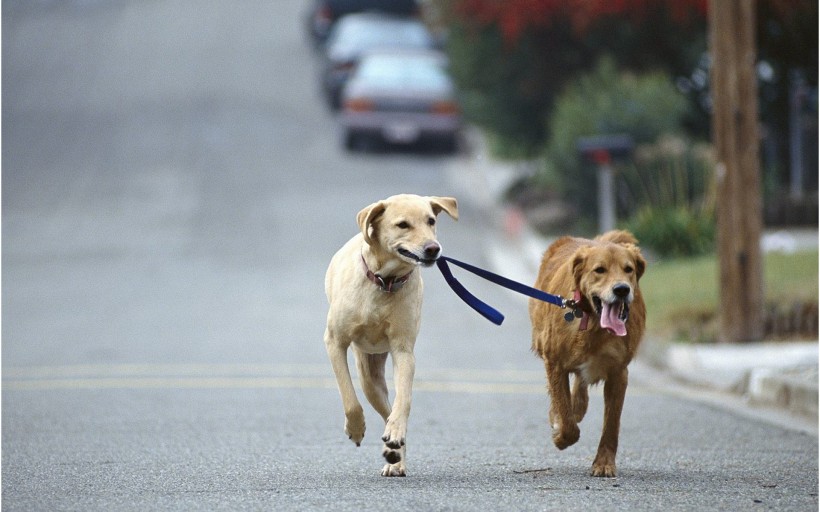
[
  {"left": 574, "top": 290, "right": 590, "bottom": 331},
  {"left": 361, "top": 254, "right": 413, "bottom": 293}
]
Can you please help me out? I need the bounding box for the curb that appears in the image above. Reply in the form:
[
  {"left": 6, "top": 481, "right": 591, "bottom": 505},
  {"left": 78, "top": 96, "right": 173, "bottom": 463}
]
[
  {"left": 664, "top": 342, "right": 819, "bottom": 420},
  {"left": 744, "top": 365, "right": 817, "bottom": 417}
]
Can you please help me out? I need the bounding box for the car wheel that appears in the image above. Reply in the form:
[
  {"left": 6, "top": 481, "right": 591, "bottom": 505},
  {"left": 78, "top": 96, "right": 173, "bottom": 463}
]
[
  {"left": 344, "top": 131, "right": 357, "bottom": 151},
  {"left": 344, "top": 131, "right": 368, "bottom": 152},
  {"left": 436, "top": 134, "right": 459, "bottom": 154}
]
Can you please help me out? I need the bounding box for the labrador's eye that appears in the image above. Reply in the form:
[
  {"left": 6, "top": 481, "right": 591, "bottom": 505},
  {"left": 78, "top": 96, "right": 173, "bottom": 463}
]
[
  {"left": 625, "top": 266, "right": 634, "bottom": 274},
  {"left": 594, "top": 267, "right": 606, "bottom": 274},
  {"left": 396, "top": 221, "right": 410, "bottom": 229},
  {"left": 427, "top": 217, "right": 436, "bottom": 226}
]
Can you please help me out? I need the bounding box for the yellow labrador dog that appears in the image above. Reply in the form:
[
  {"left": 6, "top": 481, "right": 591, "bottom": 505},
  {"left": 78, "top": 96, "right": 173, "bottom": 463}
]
[{"left": 324, "top": 194, "right": 458, "bottom": 476}]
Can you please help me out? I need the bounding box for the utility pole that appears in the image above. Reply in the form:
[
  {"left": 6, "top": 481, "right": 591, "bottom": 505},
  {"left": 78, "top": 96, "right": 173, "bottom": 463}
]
[{"left": 709, "top": 0, "right": 764, "bottom": 342}]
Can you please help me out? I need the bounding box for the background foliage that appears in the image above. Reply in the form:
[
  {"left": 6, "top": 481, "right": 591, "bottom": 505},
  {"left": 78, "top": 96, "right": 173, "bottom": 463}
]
[
  {"left": 435, "top": 0, "right": 818, "bottom": 242},
  {"left": 439, "top": 0, "right": 708, "bottom": 157}
]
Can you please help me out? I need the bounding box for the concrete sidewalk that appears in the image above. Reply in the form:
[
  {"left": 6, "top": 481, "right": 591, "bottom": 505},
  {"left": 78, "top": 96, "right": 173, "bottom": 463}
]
[{"left": 452, "top": 126, "right": 818, "bottom": 429}]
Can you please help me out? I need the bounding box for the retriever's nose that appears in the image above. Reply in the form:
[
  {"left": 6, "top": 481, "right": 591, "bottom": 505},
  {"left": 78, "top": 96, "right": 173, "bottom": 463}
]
[
  {"left": 613, "top": 284, "right": 631, "bottom": 298},
  {"left": 423, "top": 241, "right": 441, "bottom": 260}
]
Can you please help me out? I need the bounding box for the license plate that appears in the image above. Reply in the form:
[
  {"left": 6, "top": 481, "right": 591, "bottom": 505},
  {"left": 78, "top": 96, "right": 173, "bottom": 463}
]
[{"left": 383, "top": 123, "right": 420, "bottom": 143}]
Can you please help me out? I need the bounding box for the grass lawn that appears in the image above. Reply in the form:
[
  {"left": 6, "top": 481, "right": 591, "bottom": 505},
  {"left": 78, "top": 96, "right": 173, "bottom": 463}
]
[{"left": 641, "top": 249, "right": 819, "bottom": 342}]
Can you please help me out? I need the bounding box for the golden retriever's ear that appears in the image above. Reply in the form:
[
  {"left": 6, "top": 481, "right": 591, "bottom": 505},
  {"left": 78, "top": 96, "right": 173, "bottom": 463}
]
[
  {"left": 428, "top": 196, "right": 458, "bottom": 221},
  {"left": 631, "top": 246, "right": 646, "bottom": 280},
  {"left": 571, "top": 247, "right": 589, "bottom": 286},
  {"left": 357, "top": 201, "right": 386, "bottom": 246}
]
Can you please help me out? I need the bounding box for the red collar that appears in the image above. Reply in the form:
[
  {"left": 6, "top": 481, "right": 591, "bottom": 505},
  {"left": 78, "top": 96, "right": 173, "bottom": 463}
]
[
  {"left": 574, "top": 290, "right": 590, "bottom": 331},
  {"left": 361, "top": 254, "right": 413, "bottom": 293}
]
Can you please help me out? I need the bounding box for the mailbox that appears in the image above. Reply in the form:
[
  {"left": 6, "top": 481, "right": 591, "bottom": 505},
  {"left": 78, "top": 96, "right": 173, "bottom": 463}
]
[
  {"left": 576, "top": 134, "right": 634, "bottom": 233},
  {"left": 576, "top": 134, "right": 634, "bottom": 163}
]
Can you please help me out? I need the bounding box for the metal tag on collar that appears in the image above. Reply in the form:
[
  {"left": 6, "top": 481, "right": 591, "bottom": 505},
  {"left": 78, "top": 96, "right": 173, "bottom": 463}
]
[
  {"left": 377, "top": 274, "right": 407, "bottom": 293},
  {"left": 563, "top": 307, "right": 583, "bottom": 322},
  {"left": 562, "top": 292, "right": 584, "bottom": 323}
]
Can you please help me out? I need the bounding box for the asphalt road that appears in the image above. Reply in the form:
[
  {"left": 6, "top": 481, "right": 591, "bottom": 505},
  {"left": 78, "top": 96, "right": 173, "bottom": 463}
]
[{"left": 2, "top": 1, "right": 817, "bottom": 511}]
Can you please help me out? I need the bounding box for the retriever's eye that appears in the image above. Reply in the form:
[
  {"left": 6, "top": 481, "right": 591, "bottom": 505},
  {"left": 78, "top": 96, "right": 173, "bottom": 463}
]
[
  {"left": 625, "top": 266, "right": 634, "bottom": 274},
  {"left": 427, "top": 217, "right": 436, "bottom": 226},
  {"left": 396, "top": 221, "right": 410, "bottom": 229},
  {"left": 594, "top": 267, "right": 606, "bottom": 274}
]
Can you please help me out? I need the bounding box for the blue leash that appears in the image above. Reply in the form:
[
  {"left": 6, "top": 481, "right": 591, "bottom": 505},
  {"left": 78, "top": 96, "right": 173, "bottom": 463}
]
[{"left": 436, "top": 255, "right": 578, "bottom": 326}]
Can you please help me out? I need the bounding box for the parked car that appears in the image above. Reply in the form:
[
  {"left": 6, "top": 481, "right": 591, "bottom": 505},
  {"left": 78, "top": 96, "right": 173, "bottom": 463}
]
[
  {"left": 339, "top": 50, "right": 461, "bottom": 152},
  {"left": 321, "top": 13, "right": 436, "bottom": 110},
  {"left": 306, "top": 0, "right": 420, "bottom": 46}
]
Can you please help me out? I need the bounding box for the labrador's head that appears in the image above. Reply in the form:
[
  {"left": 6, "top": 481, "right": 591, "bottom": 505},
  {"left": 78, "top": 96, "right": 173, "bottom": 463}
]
[{"left": 358, "top": 194, "right": 458, "bottom": 267}]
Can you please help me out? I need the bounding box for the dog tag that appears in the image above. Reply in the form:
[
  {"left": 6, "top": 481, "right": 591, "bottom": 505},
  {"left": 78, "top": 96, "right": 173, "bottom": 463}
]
[
  {"left": 564, "top": 311, "right": 575, "bottom": 322},
  {"left": 574, "top": 308, "right": 584, "bottom": 319}
]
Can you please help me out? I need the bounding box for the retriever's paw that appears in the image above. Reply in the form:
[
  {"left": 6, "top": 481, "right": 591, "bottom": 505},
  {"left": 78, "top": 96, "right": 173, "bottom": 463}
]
[
  {"left": 591, "top": 461, "right": 617, "bottom": 478},
  {"left": 591, "top": 450, "right": 617, "bottom": 477},
  {"left": 552, "top": 423, "right": 580, "bottom": 450},
  {"left": 344, "top": 407, "right": 365, "bottom": 446},
  {"left": 381, "top": 462, "right": 406, "bottom": 477}
]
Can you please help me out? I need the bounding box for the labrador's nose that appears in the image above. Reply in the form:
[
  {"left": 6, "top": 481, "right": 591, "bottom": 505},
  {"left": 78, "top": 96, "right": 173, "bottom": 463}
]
[{"left": 423, "top": 241, "right": 441, "bottom": 260}]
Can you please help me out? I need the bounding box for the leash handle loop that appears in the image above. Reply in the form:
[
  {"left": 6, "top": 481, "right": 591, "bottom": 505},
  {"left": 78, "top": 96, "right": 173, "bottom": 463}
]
[
  {"left": 440, "top": 256, "right": 566, "bottom": 307},
  {"left": 436, "top": 255, "right": 574, "bottom": 326},
  {"left": 436, "top": 258, "right": 505, "bottom": 325}
]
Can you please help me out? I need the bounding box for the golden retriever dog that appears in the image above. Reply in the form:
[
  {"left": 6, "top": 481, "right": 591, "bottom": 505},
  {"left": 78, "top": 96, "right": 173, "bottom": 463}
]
[
  {"left": 529, "top": 230, "right": 646, "bottom": 477},
  {"left": 324, "top": 194, "right": 458, "bottom": 476}
]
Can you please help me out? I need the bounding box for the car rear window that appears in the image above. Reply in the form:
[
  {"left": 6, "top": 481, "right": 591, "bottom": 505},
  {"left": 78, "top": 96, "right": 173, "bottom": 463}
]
[{"left": 357, "top": 56, "right": 450, "bottom": 89}]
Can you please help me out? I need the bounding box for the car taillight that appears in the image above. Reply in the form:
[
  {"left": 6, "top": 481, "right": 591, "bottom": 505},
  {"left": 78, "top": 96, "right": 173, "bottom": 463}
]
[
  {"left": 431, "top": 101, "right": 459, "bottom": 115},
  {"left": 315, "top": 5, "right": 332, "bottom": 24},
  {"left": 344, "top": 98, "right": 375, "bottom": 112},
  {"left": 333, "top": 61, "right": 355, "bottom": 73}
]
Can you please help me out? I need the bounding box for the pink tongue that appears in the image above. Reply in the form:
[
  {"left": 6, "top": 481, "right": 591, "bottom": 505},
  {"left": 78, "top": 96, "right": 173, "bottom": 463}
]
[{"left": 600, "top": 302, "right": 627, "bottom": 337}]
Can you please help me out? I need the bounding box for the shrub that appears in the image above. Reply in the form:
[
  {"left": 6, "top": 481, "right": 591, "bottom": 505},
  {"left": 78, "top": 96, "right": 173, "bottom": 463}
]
[
  {"left": 621, "top": 136, "right": 716, "bottom": 257},
  {"left": 541, "top": 56, "right": 689, "bottom": 211},
  {"left": 625, "top": 206, "right": 714, "bottom": 258}
]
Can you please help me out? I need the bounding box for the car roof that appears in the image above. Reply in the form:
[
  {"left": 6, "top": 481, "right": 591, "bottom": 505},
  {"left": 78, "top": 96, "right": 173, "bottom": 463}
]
[
  {"left": 333, "top": 11, "right": 424, "bottom": 29},
  {"left": 349, "top": 50, "right": 453, "bottom": 91},
  {"left": 358, "top": 48, "right": 448, "bottom": 65},
  {"left": 321, "top": 0, "right": 418, "bottom": 16},
  {"left": 326, "top": 13, "right": 434, "bottom": 56}
]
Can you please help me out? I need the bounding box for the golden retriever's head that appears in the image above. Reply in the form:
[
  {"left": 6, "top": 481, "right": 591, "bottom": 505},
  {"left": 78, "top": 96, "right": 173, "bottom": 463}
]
[
  {"left": 358, "top": 194, "right": 458, "bottom": 268},
  {"left": 572, "top": 236, "right": 645, "bottom": 336}
]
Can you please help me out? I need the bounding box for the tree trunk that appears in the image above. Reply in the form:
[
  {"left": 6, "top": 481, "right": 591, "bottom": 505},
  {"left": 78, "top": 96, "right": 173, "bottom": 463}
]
[{"left": 709, "top": 0, "right": 764, "bottom": 342}]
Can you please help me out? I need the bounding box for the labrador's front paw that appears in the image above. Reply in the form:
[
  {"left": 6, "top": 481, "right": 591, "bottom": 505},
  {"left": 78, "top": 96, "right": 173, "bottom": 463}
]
[
  {"left": 381, "top": 461, "right": 406, "bottom": 477},
  {"left": 345, "top": 406, "right": 365, "bottom": 446},
  {"left": 381, "top": 419, "right": 406, "bottom": 450}
]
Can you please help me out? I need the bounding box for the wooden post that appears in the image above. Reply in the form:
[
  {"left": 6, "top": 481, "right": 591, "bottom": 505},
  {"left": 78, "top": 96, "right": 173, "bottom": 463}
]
[
  {"left": 709, "top": 0, "right": 764, "bottom": 342},
  {"left": 597, "top": 162, "right": 616, "bottom": 233}
]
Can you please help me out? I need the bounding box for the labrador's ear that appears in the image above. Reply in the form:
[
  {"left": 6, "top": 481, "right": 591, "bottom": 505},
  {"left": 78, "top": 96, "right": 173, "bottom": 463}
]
[
  {"left": 357, "top": 201, "right": 387, "bottom": 246},
  {"left": 428, "top": 196, "right": 458, "bottom": 221}
]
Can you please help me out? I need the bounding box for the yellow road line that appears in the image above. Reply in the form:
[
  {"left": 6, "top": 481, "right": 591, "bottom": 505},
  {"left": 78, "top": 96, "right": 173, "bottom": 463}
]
[
  {"left": 2, "top": 376, "right": 546, "bottom": 394},
  {"left": 3, "top": 376, "right": 338, "bottom": 392},
  {"left": 2, "top": 363, "right": 329, "bottom": 379},
  {"left": 2, "top": 363, "right": 547, "bottom": 394}
]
